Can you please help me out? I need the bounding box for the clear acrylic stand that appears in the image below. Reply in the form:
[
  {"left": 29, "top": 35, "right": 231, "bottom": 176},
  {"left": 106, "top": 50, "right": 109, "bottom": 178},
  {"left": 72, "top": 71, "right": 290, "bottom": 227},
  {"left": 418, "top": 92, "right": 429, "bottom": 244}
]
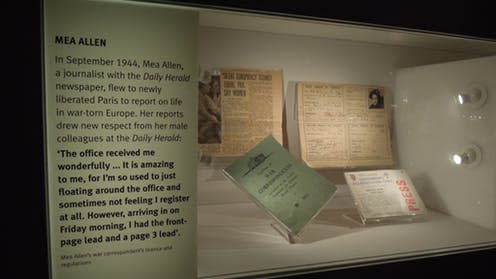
[
  {"left": 267, "top": 193, "right": 335, "bottom": 244},
  {"left": 343, "top": 169, "right": 428, "bottom": 226},
  {"left": 342, "top": 210, "right": 425, "bottom": 226},
  {"left": 270, "top": 222, "right": 302, "bottom": 244}
]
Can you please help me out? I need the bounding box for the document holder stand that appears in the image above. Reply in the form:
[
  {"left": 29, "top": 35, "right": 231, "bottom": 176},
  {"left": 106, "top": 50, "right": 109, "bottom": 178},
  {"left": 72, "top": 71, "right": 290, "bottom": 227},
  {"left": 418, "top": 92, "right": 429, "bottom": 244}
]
[
  {"left": 343, "top": 169, "right": 428, "bottom": 226},
  {"left": 271, "top": 222, "right": 301, "bottom": 244},
  {"left": 342, "top": 210, "right": 424, "bottom": 226},
  {"left": 269, "top": 190, "right": 336, "bottom": 243}
]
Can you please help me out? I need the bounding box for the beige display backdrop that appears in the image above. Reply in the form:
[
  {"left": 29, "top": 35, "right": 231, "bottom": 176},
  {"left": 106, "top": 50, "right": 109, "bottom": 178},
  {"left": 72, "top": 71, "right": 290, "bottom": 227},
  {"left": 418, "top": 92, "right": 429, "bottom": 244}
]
[{"left": 43, "top": 0, "right": 198, "bottom": 278}]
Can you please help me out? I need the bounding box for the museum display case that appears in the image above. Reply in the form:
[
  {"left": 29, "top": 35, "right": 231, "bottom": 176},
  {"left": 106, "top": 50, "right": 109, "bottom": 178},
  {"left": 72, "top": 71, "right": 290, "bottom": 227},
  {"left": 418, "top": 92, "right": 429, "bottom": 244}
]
[
  {"left": 41, "top": 0, "right": 496, "bottom": 278},
  {"left": 191, "top": 3, "right": 496, "bottom": 278}
]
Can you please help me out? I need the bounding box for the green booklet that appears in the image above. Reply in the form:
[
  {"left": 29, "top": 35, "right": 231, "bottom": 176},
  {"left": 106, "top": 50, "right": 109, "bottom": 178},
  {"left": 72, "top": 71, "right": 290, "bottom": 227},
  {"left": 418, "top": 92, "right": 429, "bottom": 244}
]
[{"left": 223, "top": 135, "right": 337, "bottom": 236}]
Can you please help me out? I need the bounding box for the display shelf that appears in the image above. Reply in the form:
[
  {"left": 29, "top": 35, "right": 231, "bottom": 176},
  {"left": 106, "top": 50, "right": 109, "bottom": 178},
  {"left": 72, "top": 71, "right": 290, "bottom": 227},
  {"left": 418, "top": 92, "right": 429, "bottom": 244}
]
[{"left": 198, "top": 202, "right": 496, "bottom": 278}]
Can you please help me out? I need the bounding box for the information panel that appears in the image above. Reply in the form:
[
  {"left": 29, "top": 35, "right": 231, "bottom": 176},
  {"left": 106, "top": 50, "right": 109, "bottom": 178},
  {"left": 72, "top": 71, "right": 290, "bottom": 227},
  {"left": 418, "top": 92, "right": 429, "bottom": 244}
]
[{"left": 43, "top": 0, "right": 197, "bottom": 278}]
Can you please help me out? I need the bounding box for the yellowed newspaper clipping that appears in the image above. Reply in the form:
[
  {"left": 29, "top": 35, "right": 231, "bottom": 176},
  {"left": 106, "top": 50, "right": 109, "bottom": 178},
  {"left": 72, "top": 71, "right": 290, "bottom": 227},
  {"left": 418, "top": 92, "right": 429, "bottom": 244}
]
[
  {"left": 296, "top": 82, "right": 394, "bottom": 168},
  {"left": 199, "top": 68, "right": 283, "bottom": 156}
]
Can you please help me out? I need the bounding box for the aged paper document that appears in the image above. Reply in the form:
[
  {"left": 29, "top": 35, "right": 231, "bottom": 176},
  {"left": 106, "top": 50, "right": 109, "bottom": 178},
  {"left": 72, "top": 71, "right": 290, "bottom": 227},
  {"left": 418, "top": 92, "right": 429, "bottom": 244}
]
[
  {"left": 296, "top": 82, "right": 394, "bottom": 168},
  {"left": 199, "top": 68, "right": 283, "bottom": 156},
  {"left": 344, "top": 169, "right": 426, "bottom": 224}
]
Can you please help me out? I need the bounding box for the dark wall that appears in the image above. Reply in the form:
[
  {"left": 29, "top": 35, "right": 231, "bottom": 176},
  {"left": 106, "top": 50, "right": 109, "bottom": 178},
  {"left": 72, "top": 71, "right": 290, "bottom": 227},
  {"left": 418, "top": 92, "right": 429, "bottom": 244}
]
[
  {"left": 16, "top": 1, "right": 494, "bottom": 278},
  {"left": 14, "top": 0, "right": 47, "bottom": 277},
  {"left": 163, "top": 0, "right": 496, "bottom": 40}
]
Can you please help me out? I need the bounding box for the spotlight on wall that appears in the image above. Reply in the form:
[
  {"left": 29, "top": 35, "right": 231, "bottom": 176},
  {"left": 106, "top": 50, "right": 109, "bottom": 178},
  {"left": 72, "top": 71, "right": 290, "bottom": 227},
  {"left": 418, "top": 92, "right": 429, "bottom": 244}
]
[
  {"left": 450, "top": 144, "right": 482, "bottom": 168},
  {"left": 454, "top": 84, "right": 487, "bottom": 111}
]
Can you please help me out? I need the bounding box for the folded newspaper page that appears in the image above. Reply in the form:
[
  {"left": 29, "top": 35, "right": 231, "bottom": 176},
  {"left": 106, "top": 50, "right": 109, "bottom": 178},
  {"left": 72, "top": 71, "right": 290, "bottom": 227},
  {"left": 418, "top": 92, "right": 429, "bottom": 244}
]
[{"left": 199, "top": 68, "right": 283, "bottom": 157}]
